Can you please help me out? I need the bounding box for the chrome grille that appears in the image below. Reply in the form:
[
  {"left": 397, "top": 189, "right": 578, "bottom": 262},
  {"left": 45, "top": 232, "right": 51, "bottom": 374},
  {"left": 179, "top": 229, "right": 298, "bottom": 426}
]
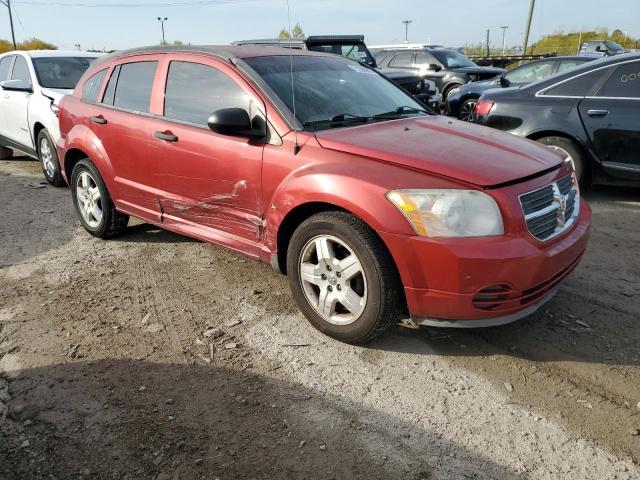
[{"left": 519, "top": 174, "right": 580, "bottom": 241}]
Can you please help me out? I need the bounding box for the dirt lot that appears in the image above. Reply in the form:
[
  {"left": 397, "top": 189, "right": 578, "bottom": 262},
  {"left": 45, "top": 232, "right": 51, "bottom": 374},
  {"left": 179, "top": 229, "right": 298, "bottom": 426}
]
[{"left": 1, "top": 156, "right": 639, "bottom": 480}]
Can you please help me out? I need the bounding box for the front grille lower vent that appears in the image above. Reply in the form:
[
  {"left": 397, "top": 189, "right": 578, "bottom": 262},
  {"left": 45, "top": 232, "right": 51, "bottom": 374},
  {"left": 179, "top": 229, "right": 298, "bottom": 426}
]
[{"left": 519, "top": 174, "right": 580, "bottom": 241}]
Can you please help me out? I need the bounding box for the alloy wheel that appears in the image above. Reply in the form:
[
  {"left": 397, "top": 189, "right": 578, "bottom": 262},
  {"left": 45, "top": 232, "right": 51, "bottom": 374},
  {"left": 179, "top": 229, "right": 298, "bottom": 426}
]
[
  {"left": 40, "top": 137, "right": 55, "bottom": 178},
  {"left": 298, "top": 235, "right": 368, "bottom": 326},
  {"left": 75, "top": 171, "right": 103, "bottom": 228},
  {"left": 459, "top": 100, "right": 478, "bottom": 122}
]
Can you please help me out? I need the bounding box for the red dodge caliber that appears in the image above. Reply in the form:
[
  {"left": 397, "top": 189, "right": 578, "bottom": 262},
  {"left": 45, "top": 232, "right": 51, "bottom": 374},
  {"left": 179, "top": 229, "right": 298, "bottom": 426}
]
[{"left": 57, "top": 46, "right": 591, "bottom": 344}]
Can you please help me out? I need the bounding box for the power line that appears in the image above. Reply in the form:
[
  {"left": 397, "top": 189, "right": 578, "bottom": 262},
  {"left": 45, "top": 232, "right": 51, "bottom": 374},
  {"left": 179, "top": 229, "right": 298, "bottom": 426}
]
[{"left": 11, "top": 0, "right": 254, "bottom": 6}]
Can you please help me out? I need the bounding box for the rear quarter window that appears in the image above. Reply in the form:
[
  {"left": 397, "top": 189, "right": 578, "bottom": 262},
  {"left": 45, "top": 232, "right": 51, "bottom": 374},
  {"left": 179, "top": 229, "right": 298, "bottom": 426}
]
[
  {"left": 597, "top": 61, "right": 640, "bottom": 98},
  {"left": 544, "top": 68, "right": 607, "bottom": 96},
  {"left": 81, "top": 69, "right": 107, "bottom": 102}
]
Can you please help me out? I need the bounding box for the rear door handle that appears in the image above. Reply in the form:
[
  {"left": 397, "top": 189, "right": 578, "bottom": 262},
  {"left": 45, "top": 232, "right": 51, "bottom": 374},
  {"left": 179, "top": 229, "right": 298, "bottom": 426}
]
[
  {"left": 587, "top": 109, "right": 609, "bottom": 118},
  {"left": 91, "top": 115, "right": 107, "bottom": 125},
  {"left": 154, "top": 130, "right": 178, "bottom": 142}
]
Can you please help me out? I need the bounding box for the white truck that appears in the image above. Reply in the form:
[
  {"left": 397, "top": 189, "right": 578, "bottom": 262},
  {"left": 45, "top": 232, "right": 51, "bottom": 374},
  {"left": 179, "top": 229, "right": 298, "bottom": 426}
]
[{"left": 0, "top": 50, "right": 99, "bottom": 185}]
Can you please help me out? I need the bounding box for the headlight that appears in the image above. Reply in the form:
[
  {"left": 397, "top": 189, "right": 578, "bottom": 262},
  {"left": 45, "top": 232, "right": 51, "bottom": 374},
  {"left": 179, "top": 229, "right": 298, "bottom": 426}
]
[
  {"left": 386, "top": 189, "right": 504, "bottom": 237},
  {"left": 50, "top": 102, "right": 59, "bottom": 116}
]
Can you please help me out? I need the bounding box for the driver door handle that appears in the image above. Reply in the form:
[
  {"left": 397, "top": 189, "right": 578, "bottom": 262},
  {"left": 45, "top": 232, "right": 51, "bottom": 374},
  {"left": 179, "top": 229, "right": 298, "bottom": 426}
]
[
  {"left": 154, "top": 130, "right": 179, "bottom": 142},
  {"left": 587, "top": 109, "right": 609, "bottom": 118},
  {"left": 91, "top": 115, "right": 107, "bottom": 125}
]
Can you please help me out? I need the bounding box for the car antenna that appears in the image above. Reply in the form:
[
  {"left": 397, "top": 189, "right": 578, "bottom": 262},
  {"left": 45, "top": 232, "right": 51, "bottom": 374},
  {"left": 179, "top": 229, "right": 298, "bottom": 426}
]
[{"left": 286, "top": 0, "right": 301, "bottom": 155}]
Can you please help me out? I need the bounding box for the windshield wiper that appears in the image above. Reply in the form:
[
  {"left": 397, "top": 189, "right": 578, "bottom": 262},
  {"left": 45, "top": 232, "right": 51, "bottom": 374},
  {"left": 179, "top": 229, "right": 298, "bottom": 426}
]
[
  {"left": 303, "top": 113, "right": 372, "bottom": 129},
  {"left": 372, "top": 105, "right": 430, "bottom": 120}
]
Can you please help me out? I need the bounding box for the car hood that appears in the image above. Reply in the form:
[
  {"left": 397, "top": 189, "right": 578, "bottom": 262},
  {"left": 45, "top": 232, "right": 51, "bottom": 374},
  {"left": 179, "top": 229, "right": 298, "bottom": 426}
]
[
  {"left": 41, "top": 87, "right": 73, "bottom": 105},
  {"left": 314, "top": 116, "right": 562, "bottom": 187}
]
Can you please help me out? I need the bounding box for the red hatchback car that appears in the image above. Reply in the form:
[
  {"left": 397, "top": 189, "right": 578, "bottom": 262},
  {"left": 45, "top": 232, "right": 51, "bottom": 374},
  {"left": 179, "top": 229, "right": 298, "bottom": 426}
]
[{"left": 57, "top": 46, "right": 591, "bottom": 344}]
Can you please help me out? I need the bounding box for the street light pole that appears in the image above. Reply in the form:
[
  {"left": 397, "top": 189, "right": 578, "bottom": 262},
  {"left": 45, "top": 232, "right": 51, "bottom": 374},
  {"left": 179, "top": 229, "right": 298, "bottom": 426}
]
[
  {"left": 401, "top": 20, "right": 412, "bottom": 44},
  {"left": 0, "top": 0, "right": 17, "bottom": 49},
  {"left": 500, "top": 26, "right": 509, "bottom": 54},
  {"left": 522, "top": 0, "right": 536, "bottom": 55},
  {"left": 157, "top": 16, "right": 168, "bottom": 45}
]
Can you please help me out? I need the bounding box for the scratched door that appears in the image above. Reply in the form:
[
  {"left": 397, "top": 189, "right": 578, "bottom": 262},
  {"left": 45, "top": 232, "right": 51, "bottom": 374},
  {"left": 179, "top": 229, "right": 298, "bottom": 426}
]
[{"left": 152, "top": 57, "right": 264, "bottom": 242}]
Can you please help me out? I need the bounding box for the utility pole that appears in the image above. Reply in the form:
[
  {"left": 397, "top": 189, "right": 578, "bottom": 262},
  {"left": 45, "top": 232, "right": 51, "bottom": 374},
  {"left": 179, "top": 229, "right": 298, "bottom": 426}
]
[
  {"left": 0, "top": 0, "right": 17, "bottom": 49},
  {"left": 500, "top": 26, "right": 509, "bottom": 54},
  {"left": 522, "top": 0, "right": 536, "bottom": 56},
  {"left": 486, "top": 29, "right": 490, "bottom": 56},
  {"left": 157, "top": 16, "right": 168, "bottom": 45},
  {"left": 401, "top": 20, "right": 412, "bottom": 44}
]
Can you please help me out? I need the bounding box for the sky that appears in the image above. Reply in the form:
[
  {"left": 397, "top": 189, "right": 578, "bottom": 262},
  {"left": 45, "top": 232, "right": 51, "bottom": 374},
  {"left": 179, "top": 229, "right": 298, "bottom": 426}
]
[{"left": 1, "top": 0, "right": 638, "bottom": 51}]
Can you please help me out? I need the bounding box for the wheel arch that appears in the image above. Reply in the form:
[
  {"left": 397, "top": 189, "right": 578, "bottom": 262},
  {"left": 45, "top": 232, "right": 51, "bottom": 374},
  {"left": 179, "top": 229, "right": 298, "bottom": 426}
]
[
  {"left": 526, "top": 129, "right": 592, "bottom": 176},
  {"left": 33, "top": 122, "right": 46, "bottom": 149},
  {"left": 63, "top": 148, "right": 90, "bottom": 182}
]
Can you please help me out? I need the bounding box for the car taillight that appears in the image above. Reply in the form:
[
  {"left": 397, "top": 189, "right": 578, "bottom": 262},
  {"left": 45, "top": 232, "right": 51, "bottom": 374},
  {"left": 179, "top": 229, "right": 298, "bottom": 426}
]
[{"left": 475, "top": 100, "right": 495, "bottom": 117}]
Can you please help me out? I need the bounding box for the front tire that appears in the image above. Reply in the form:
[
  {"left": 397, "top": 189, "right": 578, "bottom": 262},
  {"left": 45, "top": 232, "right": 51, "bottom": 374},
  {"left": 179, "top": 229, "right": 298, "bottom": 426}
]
[
  {"left": 70, "top": 159, "right": 129, "bottom": 238},
  {"left": 286, "top": 211, "right": 402, "bottom": 344},
  {"left": 37, "top": 129, "right": 65, "bottom": 187},
  {"left": 537, "top": 136, "right": 586, "bottom": 185},
  {"left": 458, "top": 98, "right": 478, "bottom": 122}
]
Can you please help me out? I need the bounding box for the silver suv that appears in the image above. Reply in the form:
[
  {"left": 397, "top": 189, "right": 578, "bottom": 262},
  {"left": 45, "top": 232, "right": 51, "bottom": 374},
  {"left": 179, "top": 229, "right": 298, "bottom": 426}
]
[{"left": 0, "top": 50, "right": 99, "bottom": 185}]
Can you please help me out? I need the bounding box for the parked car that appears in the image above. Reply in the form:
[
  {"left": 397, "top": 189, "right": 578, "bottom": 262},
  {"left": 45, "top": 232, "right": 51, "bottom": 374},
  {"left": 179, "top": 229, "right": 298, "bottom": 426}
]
[
  {"left": 579, "top": 40, "right": 625, "bottom": 58},
  {"left": 233, "top": 36, "right": 441, "bottom": 110},
  {"left": 57, "top": 45, "right": 591, "bottom": 344},
  {"left": 373, "top": 47, "right": 505, "bottom": 101},
  {"left": 0, "top": 50, "right": 99, "bottom": 185},
  {"left": 474, "top": 52, "right": 640, "bottom": 186},
  {"left": 447, "top": 56, "right": 593, "bottom": 121}
]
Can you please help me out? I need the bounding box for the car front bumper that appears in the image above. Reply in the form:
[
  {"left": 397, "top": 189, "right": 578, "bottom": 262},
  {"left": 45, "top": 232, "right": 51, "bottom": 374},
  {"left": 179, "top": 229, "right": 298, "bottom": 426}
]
[{"left": 379, "top": 199, "right": 592, "bottom": 327}]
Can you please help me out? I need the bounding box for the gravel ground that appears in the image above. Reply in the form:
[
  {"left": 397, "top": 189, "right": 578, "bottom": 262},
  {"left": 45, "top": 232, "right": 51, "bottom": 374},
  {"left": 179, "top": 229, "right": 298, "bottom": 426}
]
[{"left": 1, "top": 157, "right": 639, "bottom": 479}]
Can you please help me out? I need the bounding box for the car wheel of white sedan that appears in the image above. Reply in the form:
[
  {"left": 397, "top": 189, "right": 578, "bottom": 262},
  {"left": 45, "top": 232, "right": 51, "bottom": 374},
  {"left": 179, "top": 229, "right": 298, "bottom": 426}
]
[{"left": 37, "top": 129, "right": 65, "bottom": 187}]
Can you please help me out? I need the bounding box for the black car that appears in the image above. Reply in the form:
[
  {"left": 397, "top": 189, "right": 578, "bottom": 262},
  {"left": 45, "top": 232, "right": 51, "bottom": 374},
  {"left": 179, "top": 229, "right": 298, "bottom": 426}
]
[
  {"left": 447, "top": 56, "right": 593, "bottom": 121},
  {"left": 373, "top": 47, "right": 505, "bottom": 102},
  {"left": 474, "top": 53, "right": 640, "bottom": 186},
  {"left": 233, "top": 36, "right": 440, "bottom": 110}
]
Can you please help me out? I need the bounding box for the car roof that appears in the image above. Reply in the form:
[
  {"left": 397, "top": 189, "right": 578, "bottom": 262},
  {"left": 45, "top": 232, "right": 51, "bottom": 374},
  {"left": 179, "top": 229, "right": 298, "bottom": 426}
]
[
  {"left": 525, "top": 51, "right": 640, "bottom": 89},
  {"left": 92, "top": 44, "right": 331, "bottom": 68},
  {"left": 2, "top": 50, "right": 100, "bottom": 58}
]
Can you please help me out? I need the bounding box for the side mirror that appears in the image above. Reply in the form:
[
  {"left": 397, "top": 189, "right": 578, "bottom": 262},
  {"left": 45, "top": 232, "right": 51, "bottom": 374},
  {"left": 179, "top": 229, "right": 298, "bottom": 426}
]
[
  {"left": 0, "top": 79, "right": 33, "bottom": 92},
  {"left": 207, "top": 108, "right": 265, "bottom": 140},
  {"left": 499, "top": 75, "right": 510, "bottom": 87},
  {"left": 428, "top": 64, "right": 442, "bottom": 72},
  {"left": 595, "top": 45, "right": 605, "bottom": 53}
]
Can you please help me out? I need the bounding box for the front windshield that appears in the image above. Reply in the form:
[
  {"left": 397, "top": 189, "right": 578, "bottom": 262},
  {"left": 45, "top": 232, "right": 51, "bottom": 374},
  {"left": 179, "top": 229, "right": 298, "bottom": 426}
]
[
  {"left": 431, "top": 50, "right": 477, "bottom": 69},
  {"left": 245, "top": 55, "right": 427, "bottom": 130},
  {"left": 306, "top": 42, "right": 375, "bottom": 66},
  {"left": 32, "top": 56, "right": 97, "bottom": 89},
  {"left": 603, "top": 40, "right": 624, "bottom": 51}
]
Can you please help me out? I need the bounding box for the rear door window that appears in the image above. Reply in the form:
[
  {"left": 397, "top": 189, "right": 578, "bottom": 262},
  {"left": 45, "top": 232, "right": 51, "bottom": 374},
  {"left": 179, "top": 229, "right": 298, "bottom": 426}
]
[
  {"left": 107, "top": 61, "right": 157, "bottom": 113},
  {"left": 11, "top": 56, "right": 32, "bottom": 85},
  {"left": 82, "top": 68, "right": 107, "bottom": 102},
  {"left": 556, "top": 59, "right": 588, "bottom": 74},
  {"left": 544, "top": 68, "right": 608, "bottom": 96},
  {"left": 389, "top": 53, "right": 415, "bottom": 68},
  {"left": 597, "top": 61, "right": 640, "bottom": 98},
  {"left": 164, "top": 61, "right": 250, "bottom": 126},
  {"left": 0, "top": 56, "right": 13, "bottom": 82}
]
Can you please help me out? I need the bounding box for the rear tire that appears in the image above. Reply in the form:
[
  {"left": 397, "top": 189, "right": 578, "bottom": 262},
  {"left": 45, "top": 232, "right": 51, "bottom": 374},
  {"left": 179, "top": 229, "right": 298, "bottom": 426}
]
[
  {"left": 37, "top": 129, "right": 65, "bottom": 187},
  {"left": 537, "top": 136, "right": 586, "bottom": 185},
  {"left": 0, "top": 146, "right": 13, "bottom": 160},
  {"left": 443, "top": 84, "right": 462, "bottom": 102},
  {"left": 286, "top": 211, "right": 402, "bottom": 344},
  {"left": 70, "top": 158, "right": 129, "bottom": 238}
]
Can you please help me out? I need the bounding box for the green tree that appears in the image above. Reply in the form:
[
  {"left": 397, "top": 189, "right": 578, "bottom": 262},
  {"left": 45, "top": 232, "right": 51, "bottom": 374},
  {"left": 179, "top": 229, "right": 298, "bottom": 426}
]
[
  {"left": 0, "top": 37, "right": 58, "bottom": 53},
  {"left": 173, "top": 40, "right": 184, "bottom": 45},
  {"left": 278, "top": 22, "right": 304, "bottom": 39}
]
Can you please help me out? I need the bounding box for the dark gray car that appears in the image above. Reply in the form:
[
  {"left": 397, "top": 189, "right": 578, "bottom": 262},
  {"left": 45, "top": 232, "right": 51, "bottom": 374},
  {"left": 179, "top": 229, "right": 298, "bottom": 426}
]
[{"left": 373, "top": 47, "right": 505, "bottom": 101}]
